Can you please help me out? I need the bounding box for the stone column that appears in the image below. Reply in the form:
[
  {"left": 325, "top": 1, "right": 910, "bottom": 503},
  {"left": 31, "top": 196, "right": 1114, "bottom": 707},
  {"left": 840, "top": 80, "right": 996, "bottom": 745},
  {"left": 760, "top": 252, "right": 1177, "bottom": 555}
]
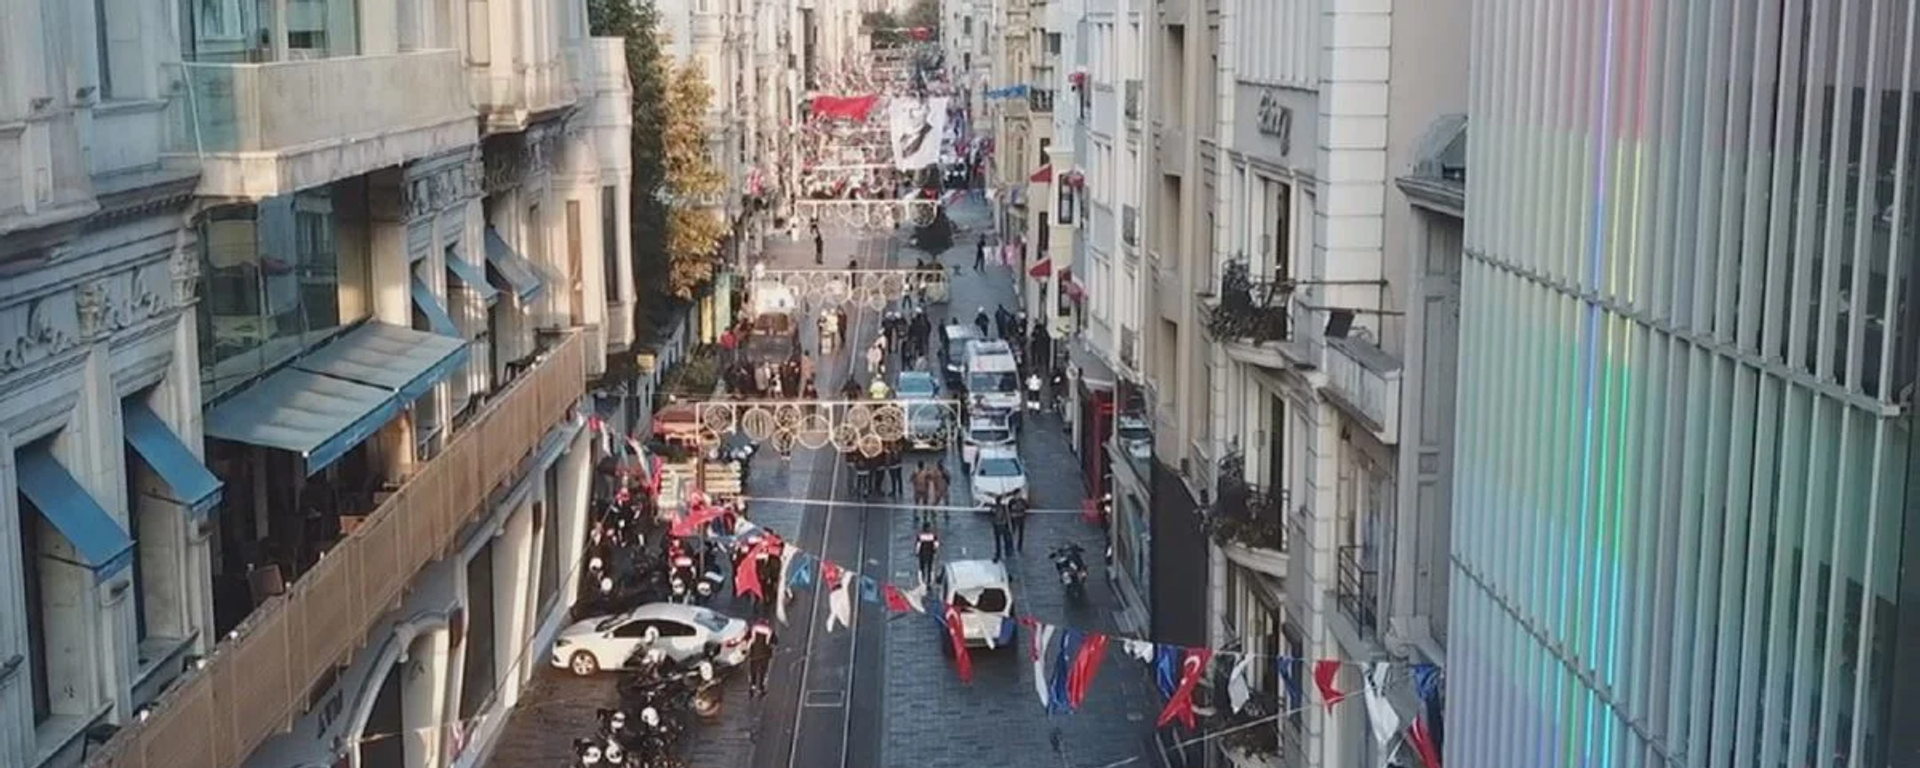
[
  {"left": 369, "top": 172, "right": 417, "bottom": 480},
  {"left": 491, "top": 502, "right": 536, "bottom": 708},
  {"left": 401, "top": 627, "right": 452, "bottom": 768}
]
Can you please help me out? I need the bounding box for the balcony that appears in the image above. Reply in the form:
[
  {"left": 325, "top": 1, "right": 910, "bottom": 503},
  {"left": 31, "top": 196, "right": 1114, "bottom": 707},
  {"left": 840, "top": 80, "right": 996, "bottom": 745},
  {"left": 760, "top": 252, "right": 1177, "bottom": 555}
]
[
  {"left": 1336, "top": 545, "right": 1381, "bottom": 636},
  {"left": 1209, "top": 451, "right": 1287, "bottom": 575},
  {"left": 0, "top": 110, "right": 96, "bottom": 240},
  {"left": 1205, "top": 261, "right": 1292, "bottom": 350},
  {"left": 87, "top": 333, "right": 588, "bottom": 768},
  {"left": 473, "top": 47, "right": 578, "bottom": 135},
  {"left": 164, "top": 51, "right": 477, "bottom": 200},
  {"left": 1123, "top": 80, "right": 1142, "bottom": 125},
  {"left": 1323, "top": 336, "right": 1403, "bottom": 444}
]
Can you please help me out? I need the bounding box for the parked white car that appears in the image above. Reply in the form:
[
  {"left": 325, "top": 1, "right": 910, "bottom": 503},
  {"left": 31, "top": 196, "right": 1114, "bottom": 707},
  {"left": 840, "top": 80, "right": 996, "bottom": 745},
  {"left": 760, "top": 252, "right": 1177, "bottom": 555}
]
[
  {"left": 969, "top": 446, "right": 1028, "bottom": 508},
  {"left": 937, "top": 559, "right": 1016, "bottom": 649},
  {"left": 961, "top": 413, "right": 1015, "bottom": 469},
  {"left": 551, "top": 603, "right": 750, "bottom": 676}
]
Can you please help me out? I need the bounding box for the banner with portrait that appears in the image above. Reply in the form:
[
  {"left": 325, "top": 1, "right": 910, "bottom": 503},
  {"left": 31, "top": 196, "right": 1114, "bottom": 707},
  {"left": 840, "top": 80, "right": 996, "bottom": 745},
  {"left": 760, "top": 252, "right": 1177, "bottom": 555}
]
[{"left": 889, "top": 97, "right": 950, "bottom": 171}]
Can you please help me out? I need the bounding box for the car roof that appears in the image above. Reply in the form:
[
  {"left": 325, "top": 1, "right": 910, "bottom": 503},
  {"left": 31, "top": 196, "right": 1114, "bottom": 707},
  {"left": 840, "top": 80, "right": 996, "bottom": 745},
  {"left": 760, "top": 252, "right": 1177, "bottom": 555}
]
[
  {"left": 945, "top": 323, "right": 980, "bottom": 337},
  {"left": 945, "top": 559, "right": 1011, "bottom": 591},
  {"left": 967, "top": 340, "right": 1013, "bottom": 355},
  {"left": 627, "top": 602, "right": 717, "bottom": 623},
  {"left": 975, "top": 446, "right": 1020, "bottom": 460},
  {"left": 969, "top": 415, "right": 1010, "bottom": 429},
  {"left": 898, "top": 371, "right": 937, "bottom": 387}
]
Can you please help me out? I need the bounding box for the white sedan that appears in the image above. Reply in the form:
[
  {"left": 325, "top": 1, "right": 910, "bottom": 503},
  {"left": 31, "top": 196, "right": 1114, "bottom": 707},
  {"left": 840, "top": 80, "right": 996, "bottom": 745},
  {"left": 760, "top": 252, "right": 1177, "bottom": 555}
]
[
  {"left": 551, "top": 603, "right": 750, "bottom": 676},
  {"left": 969, "top": 446, "right": 1028, "bottom": 508}
]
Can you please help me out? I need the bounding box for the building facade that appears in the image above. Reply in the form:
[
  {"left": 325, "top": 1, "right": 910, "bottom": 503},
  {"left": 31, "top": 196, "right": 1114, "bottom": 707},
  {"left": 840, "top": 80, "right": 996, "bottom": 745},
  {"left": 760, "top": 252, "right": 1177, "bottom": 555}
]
[
  {"left": 1450, "top": 2, "right": 1920, "bottom": 767},
  {"left": 0, "top": 1, "right": 633, "bottom": 767}
]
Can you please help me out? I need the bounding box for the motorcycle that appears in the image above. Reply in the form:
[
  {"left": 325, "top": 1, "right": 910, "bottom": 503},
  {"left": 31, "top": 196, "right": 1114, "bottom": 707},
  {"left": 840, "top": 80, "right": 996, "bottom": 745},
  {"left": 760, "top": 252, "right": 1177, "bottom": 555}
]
[
  {"left": 1049, "top": 543, "right": 1091, "bottom": 602},
  {"left": 1024, "top": 375, "right": 1044, "bottom": 412}
]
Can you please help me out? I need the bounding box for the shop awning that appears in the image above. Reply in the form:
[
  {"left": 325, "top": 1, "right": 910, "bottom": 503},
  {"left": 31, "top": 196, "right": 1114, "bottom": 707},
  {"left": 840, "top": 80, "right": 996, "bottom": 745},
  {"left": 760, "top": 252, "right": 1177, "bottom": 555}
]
[
  {"left": 411, "top": 277, "right": 460, "bottom": 337},
  {"left": 1070, "top": 341, "right": 1116, "bottom": 390},
  {"left": 1028, "top": 259, "right": 1053, "bottom": 278},
  {"left": 16, "top": 445, "right": 134, "bottom": 581},
  {"left": 205, "top": 368, "right": 400, "bottom": 476},
  {"left": 292, "top": 322, "right": 470, "bottom": 403},
  {"left": 445, "top": 254, "right": 499, "bottom": 304},
  {"left": 1030, "top": 164, "right": 1053, "bottom": 183},
  {"left": 484, "top": 227, "right": 547, "bottom": 302},
  {"left": 123, "top": 399, "right": 224, "bottom": 517}
]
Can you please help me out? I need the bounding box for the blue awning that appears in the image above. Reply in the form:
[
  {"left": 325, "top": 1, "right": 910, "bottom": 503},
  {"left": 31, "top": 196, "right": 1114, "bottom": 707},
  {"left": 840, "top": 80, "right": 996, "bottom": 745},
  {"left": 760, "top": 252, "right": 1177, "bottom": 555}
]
[
  {"left": 16, "top": 446, "right": 134, "bottom": 581},
  {"left": 292, "top": 322, "right": 471, "bottom": 403},
  {"left": 205, "top": 368, "right": 400, "bottom": 476},
  {"left": 445, "top": 254, "right": 499, "bottom": 304},
  {"left": 123, "top": 400, "right": 224, "bottom": 517},
  {"left": 484, "top": 227, "right": 546, "bottom": 302},
  {"left": 411, "top": 278, "right": 460, "bottom": 337}
]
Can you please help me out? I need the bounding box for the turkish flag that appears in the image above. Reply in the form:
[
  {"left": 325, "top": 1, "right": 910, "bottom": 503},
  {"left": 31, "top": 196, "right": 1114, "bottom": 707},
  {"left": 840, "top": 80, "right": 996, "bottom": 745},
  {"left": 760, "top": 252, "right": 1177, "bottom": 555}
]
[
  {"left": 943, "top": 603, "right": 973, "bottom": 683},
  {"left": 1155, "top": 648, "right": 1212, "bottom": 730},
  {"left": 1313, "top": 660, "right": 1347, "bottom": 708},
  {"left": 669, "top": 501, "right": 726, "bottom": 537},
  {"left": 882, "top": 584, "right": 913, "bottom": 613},
  {"left": 1066, "top": 632, "right": 1110, "bottom": 710},
  {"left": 1408, "top": 716, "right": 1443, "bottom": 768},
  {"left": 733, "top": 540, "right": 766, "bottom": 599},
  {"left": 811, "top": 94, "right": 882, "bottom": 121}
]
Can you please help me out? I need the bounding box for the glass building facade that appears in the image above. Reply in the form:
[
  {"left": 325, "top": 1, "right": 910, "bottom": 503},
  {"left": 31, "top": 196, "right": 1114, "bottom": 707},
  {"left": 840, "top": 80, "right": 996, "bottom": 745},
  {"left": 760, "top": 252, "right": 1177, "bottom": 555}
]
[{"left": 1451, "top": 1, "right": 1919, "bottom": 767}]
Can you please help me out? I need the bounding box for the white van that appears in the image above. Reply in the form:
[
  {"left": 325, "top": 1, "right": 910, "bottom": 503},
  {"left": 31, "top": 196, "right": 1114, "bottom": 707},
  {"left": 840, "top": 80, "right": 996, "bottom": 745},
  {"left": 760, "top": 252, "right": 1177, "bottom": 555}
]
[
  {"left": 937, "top": 559, "right": 1016, "bottom": 649},
  {"left": 963, "top": 340, "right": 1023, "bottom": 412}
]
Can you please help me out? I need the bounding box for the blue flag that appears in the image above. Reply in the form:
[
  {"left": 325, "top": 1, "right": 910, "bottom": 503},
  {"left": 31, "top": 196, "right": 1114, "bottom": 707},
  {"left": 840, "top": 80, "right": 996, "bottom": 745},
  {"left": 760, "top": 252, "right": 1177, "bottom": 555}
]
[
  {"left": 1153, "top": 644, "right": 1181, "bottom": 700},
  {"left": 1411, "top": 663, "right": 1442, "bottom": 706},
  {"left": 1277, "top": 655, "right": 1303, "bottom": 710},
  {"left": 1049, "top": 629, "right": 1081, "bottom": 714},
  {"left": 858, "top": 576, "right": 881, "bottom": 604},
  {"left": 788, "top": 554, "right": 817, "bottom": 590}
]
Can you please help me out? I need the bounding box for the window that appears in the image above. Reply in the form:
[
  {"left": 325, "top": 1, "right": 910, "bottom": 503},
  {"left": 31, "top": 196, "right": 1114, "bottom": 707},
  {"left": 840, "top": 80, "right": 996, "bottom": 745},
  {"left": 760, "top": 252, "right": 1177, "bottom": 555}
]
[
  {"left": 197, "top": 186, "right": 370, "bottom": 400},
  {"left": 655, "top": 620, "right": 697, "bottom": 638},
  {"left": 459, "top": 544, "right": 497, "bottom": 720},
  {"left": 536, "top": 466, "right": 561, "bottom": 617},
  {"left": 600, "top": 186, "right": 620, "bottom": 303},
  {"left": 1272, "top": 183, "right": 1292, "bottom": 280},
  {"left": 1047, "top": 33, "right": 1062, "bottom": 54},
  {"left": 565, "top": 200, "right": 584, "bottom": 322},
  {"left": 94, "top": 0, "right": 115, "bottom": 99},
  {"left": 18, "top": 499, "right": 51, "bottom": 725}
]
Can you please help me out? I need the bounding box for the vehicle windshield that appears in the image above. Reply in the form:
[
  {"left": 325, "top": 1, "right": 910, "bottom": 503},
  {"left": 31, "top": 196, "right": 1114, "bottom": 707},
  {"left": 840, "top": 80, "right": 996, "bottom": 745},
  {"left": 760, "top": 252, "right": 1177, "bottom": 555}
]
[
  {"left": 896, "top": 377, "right": 938, "bottom": 398},
  {"left": 969, "top": 372, "right": 1018, "bottom": 392},
  {"left": 956, "top": 588, "right": 1011, "bottom": 613},
  {"left": 594, "top": 616, "right": 625, "bottom": 632},
  {"left": 1117, "top": 421, "right": 1152, "bottom": 441},
  {"left": 977, "top": 457, "right": 1023, "bottom": 477},
  {"left": 970, "top": 427, "right": 1011, "bottom": 444},
  {"left": 690, "top": 609, "right": 730, "bottom": 633}
]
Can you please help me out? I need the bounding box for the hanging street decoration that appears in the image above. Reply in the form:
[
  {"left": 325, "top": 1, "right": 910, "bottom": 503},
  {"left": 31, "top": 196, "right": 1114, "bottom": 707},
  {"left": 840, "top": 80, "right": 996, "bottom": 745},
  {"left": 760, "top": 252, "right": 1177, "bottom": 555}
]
[
  {"left": 691, "top": 398, "right": 963, "bottom": 457},
  {"left": 1156, "top": 648, "right": 1212, "bottom": 730},
  {"left": 750, "top": 267, "right": 951, "bottom": 310},
  {"left": 791, "top": 197, "right": 943, "bottom": 229}
]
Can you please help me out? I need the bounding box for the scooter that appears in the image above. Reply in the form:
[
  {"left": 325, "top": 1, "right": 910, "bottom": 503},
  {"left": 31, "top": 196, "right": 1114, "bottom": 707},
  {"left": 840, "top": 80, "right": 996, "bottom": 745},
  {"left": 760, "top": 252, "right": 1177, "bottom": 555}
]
[{"left": 1049, "top": 543, "right": 1091, "bottom": 602}]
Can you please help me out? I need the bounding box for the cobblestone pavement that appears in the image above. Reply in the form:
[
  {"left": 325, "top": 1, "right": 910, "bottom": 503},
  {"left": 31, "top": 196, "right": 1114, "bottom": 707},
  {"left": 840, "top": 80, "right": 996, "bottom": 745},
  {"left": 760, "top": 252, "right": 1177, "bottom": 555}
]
[{"left": 872, "top": 198, "right": 1162, "bottom": 768}]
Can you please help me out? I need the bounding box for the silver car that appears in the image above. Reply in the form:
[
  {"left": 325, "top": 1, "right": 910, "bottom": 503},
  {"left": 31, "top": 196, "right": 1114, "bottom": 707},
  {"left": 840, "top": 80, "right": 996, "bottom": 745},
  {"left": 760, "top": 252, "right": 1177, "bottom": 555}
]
[{"left": 896, "top": 371, "right": 949, "bottom": 450}]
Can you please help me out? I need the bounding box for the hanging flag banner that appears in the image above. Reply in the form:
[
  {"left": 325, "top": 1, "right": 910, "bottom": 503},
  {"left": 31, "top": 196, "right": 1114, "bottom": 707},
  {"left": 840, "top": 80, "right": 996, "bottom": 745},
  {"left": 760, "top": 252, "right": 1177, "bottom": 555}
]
[
  {"left": 1029, "top": 621, "right": 1057, "bottom": 709},
  {"left": 882, "top": 584, "right": 915, "bottom": 613},
  {"left": 985, "top": 84, "right": 1031, "bottom": 99},
  {"left": 890, "top": 97, "right": 950, "bottom": 171},
  {"left": 1362, "top": 663, "right": 1400, "bottom": 747},
  {"left": 811, "top": 94, "right": 883, "bottom": 121},
  {"left": 826, "top": 569, "right": 853, "bottom": 632},
  {"left": 774, "top": 543, "right": 799, "bottom": 625},
  {"left": 1226, "top": 656, "right": 1254, "bottom": 714},
  {"left": 1066, "top": 632, "right": 1110, "bottom": 711},
  {"left": 1155, "top": 648, "right": 1212, "bottom": 730},
  {"left": 1314, "top": 660, "right": 1347, "bottom": 708},
  {"left": 943, "top": 603, "right": 974, "bottom": 683},
  {"left": 1048, "top": 628, "right": 1080, "bottom": 714},
  {"left": 1153, "top": 644, "right": 1181, "bottom": 700},
  {"left": 1407, "top": 716, "right": 1443, "bottom": 768}
]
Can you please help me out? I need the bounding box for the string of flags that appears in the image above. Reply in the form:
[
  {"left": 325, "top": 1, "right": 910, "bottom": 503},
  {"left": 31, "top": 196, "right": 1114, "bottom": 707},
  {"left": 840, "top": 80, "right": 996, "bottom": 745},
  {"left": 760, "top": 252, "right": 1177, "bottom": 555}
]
[
  {"left": 712, "top": 513, "right": 1446, "bottom": 765},
  {"left": 586, "top": 416, "right": 1445, "bottom": 766}
]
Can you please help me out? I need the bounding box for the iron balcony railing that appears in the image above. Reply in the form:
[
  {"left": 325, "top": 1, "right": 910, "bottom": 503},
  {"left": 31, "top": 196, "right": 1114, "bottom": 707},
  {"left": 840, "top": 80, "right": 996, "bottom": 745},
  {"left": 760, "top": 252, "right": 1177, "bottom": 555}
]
[
  {"left": 1028, "top": 87, "right": 1055, "bottom": 113},
  {"left": 87, "top": 332, "right": 589, "bottom": 768},
  {"left": 1205, "top": 260, "right": 1293, "bottom": 345},
  {"left": 1336, "top": 545, "right": 1380, "bottom": 636},
  {"left": 1209, "top": 452, "right": 1287, "bottom": 552}
]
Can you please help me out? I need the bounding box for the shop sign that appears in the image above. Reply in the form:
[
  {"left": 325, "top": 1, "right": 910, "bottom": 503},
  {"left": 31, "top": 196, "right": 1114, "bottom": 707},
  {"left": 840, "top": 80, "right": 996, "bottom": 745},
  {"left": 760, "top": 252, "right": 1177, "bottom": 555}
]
[{"left": 1256, "top": 89, "right": 1293, "bottom": 156}]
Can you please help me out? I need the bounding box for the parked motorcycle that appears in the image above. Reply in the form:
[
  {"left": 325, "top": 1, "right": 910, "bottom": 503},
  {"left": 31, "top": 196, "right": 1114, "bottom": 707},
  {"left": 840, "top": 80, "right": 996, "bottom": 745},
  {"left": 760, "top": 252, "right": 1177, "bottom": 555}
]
[{"left": 1049, "top": 543, "right": 1091, "bottom": 602}]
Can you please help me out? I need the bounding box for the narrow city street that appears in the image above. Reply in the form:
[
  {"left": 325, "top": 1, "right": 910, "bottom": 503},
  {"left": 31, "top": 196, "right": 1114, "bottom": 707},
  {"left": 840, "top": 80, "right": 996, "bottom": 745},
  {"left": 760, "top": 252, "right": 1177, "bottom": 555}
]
[{"left": 483, "top": 197, "right": 1159, "bottom": 768}]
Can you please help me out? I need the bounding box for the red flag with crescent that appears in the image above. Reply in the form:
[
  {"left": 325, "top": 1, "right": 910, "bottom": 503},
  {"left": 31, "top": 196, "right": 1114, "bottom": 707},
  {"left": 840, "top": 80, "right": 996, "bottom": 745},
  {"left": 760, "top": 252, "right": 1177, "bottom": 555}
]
[
  {"left": 1314, "top": 660, "right": 1347, "bottom": 708},
  {"left": 1155, "top": 648, "right": 1212, "bottom": 730},
  {"left": 1066, "top": 632, "right": 1110, "bottom": 709},
  {"left": 944, "top": 603, "right": 973, "bottom": 683}
]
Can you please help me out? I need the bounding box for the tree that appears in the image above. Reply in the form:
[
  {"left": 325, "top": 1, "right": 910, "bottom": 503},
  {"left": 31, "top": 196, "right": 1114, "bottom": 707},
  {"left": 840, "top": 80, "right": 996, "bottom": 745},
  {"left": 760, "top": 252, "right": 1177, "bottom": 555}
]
[
  {"left": 660, "top": 60, "right": 728, "bottom": 296},
  {"left": 901, "top": 0, "right": 939, "bottom": 36}
]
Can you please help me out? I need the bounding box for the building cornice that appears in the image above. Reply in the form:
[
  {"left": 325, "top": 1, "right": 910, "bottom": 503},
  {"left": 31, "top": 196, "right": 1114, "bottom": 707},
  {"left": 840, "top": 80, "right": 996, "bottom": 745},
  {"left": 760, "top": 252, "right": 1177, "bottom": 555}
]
[
  {"left": 1394, "top": 175, "right": 1465, "bottom": 219},
  {"left": 85, "top": 166, "right": 200, "bottom": 232}
]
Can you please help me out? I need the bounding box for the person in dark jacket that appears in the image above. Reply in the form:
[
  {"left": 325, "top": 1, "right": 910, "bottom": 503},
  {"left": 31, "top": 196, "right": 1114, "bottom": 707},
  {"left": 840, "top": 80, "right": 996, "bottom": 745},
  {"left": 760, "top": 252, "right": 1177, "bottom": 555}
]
[
  {"left": 746, "top": 619, "right": 778, "bottom": 698},
  {"left": 914, "top": 523, "right": 941, "bottom": 586}
]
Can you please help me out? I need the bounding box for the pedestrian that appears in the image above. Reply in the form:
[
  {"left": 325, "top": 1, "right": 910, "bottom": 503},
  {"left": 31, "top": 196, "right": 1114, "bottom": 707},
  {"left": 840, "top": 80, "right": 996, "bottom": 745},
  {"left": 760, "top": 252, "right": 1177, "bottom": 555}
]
[
  {"left": 974, "top": 234, "right": 987, "bottom": 271},
  {"left": 1009, "top": 497, "right": 1029, "bottom": 553},
  {"left": 886, "top": 447, "right": 905, "bottom": 497},
  {"left": 931, "top": 460, "right": 951, "bottom": 521},
  {"left": 915, "top": 522, "right": 941, "bottom": 586},
  {"left": 812, "top": 221, "right": 824, "bottom": 265},
  {"left": 799, "top": 353, "right": 815, "bottom": 385},
  {"left": 866, "top": 340, "right": 884, "bottom": 376},
  {"left": 973, "top": 306, "right": 990, "bottom": 338},
  {"left": 746, "top": 618, "right": 777, "bottom": 698},
  {"left": 990, "top": 500, "right": 1015, "bottom": 562}
]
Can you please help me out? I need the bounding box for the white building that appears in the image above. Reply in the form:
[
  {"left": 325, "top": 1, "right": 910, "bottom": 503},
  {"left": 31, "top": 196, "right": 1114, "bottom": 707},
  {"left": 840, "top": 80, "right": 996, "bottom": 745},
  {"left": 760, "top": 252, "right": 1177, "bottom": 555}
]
[
  {"left": 0, "top": 1, "right": 633, "bottom": 767},
  {"left": 1196, "top": 0, "right": 1464, "bottom": 765},
  {"left": 1070, "top": 0, "right": 1149, "bottom": 637}
]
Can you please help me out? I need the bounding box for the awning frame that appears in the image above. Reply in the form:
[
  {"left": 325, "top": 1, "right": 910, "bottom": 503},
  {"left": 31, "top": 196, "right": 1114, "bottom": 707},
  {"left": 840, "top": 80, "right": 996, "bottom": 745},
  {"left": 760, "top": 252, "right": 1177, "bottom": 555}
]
[
  {"left": 16, "top": 446, "right": 134, "bottom": 581},
  {"left": 445, "top": 254, "right": 500, "bottom": 305},
  {"left": 123, "top": 399, "right": 225, "bottom": 517},
  {"left": 484, "top": 227, "right": 547, "bottom": 303},
  {"left": 411, "top": 277, "right": 461, "bottom": 337}
]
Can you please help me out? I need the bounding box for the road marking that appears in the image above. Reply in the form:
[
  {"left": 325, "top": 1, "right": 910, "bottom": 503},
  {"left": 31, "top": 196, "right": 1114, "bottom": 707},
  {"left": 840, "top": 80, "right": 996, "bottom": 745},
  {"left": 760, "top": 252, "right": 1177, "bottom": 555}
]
[{"left": 802, "top": 690, "right": 847, "bottom": 708}]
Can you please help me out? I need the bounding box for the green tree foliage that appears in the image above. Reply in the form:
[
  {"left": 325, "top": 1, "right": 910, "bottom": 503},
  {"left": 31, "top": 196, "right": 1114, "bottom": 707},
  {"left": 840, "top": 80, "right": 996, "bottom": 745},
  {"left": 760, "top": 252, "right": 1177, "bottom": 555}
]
[
  {"left": 661, "top": 60, "right": 727, "bottom": 296},
  {"left": 590, "top": 0, "right": 728, "bottom": 319}
]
